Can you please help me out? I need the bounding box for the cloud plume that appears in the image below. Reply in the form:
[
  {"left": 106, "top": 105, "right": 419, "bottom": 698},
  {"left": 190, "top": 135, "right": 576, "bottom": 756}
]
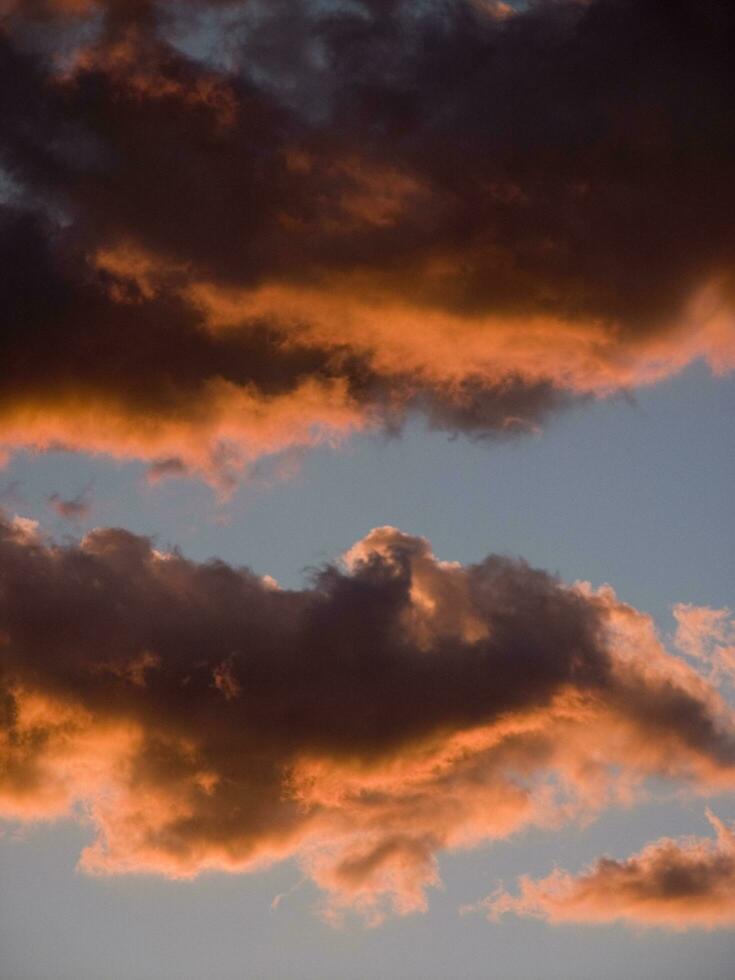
[
  {"left": 484, "top": 811, "right": 735, "bottom": 931},
  {"left": 1, "top": 517, "right": 734, "bottom": 920},
  {"left": 1, "top": 0, "right": 734, "bottom": 482}
]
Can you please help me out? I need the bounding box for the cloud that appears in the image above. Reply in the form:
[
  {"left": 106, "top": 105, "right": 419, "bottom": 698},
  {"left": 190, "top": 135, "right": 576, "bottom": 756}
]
[
  {"left": 674, "top": 604, "right": 735, "bottom": 688},
  {"left": 0, "top": 206, "right": 366, "bottom": 490},
  {"left": 1, "top": 0, "right": 734, "bottom": 482},
  {"left": 482, "top": 810, "right": 735, "bottom": 931},
  {"left": 1, "top": 517, "right": 735, "bottom": 920},
  {"left": 47, "top": 484, "right": 93, "bottom": 521}
]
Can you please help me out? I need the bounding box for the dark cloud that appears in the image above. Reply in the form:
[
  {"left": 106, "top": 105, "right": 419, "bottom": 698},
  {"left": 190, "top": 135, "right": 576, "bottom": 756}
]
[
  {"left": 1, "top": 518, "right": 734, "bottom": 917},
  {"left": 0, "top": 0, "right": 734, "bottom": 479}
]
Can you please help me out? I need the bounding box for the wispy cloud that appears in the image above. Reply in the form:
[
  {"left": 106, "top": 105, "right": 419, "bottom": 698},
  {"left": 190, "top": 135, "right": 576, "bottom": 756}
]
[{"left": 47, "top": 483, "right": 93, "bottom": 521}]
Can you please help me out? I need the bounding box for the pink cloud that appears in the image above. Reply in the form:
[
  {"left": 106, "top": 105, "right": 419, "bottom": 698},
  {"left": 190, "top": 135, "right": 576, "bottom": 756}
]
[{"left": 482, "top": 811, "right": 735, "bottom": 931}]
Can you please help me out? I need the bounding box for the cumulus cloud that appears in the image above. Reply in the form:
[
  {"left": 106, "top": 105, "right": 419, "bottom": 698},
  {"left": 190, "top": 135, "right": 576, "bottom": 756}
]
[
  {"left": 0, "top": 0, "right": 734, "bottom": 482},
  {"left": 1, "top": 517, "right": 735, "bottom": 920},
  {"left": 482, "top": 810, "right": 735, "bottom": 931}
]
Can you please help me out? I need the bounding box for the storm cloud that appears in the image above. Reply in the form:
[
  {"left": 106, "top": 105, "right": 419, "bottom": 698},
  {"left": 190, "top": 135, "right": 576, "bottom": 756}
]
[{"left": 1, "top": 0, "right": 734, "bottom": 481}]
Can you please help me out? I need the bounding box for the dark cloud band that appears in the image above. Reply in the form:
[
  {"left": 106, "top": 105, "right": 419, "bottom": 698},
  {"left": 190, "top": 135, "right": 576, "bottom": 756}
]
[{"left": 0, "top": 0, "right": 733, "bottom": 480}]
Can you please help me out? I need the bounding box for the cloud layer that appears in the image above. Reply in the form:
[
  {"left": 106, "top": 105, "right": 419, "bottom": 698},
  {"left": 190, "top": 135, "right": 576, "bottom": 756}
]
[
  {"left": 485, "top": 810, "right": 735, "bottom": 930},
  {"left": 1, "top": 517, "right": 734, "bottom": 921},
  {"left": 1, "top": 0, "right": 735, "bottom": 482}
]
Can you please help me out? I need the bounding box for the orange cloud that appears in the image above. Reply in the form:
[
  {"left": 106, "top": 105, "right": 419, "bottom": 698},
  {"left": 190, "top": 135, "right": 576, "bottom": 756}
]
[
  {"left": 2, "top": 0, "right": 735, "bottom": 482},
  {"left": 2, "top": 519, "right": 735, "bottom": 919},
  {"left": 483, "top": 811, "right": 735, "bottom": 931},
  {"left": 0, "top": 372, "right": 364, "bottom": 493},
  {"left": 673, "top": 604, "right": 735, "bottom": 689},
  {"left": 190, "top": 267, "right": 735, "bottom": 399}
]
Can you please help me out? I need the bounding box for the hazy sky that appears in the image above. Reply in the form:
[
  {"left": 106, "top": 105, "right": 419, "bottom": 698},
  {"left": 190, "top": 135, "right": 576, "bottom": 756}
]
[{"left": 1, "top": 2, "right": 735, "bottom": 979}]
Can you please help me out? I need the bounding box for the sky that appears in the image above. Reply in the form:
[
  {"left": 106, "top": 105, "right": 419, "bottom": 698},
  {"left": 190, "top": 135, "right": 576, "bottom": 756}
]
[{"left": 1, "top": 2, "right": 735, "bottom": 979}]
